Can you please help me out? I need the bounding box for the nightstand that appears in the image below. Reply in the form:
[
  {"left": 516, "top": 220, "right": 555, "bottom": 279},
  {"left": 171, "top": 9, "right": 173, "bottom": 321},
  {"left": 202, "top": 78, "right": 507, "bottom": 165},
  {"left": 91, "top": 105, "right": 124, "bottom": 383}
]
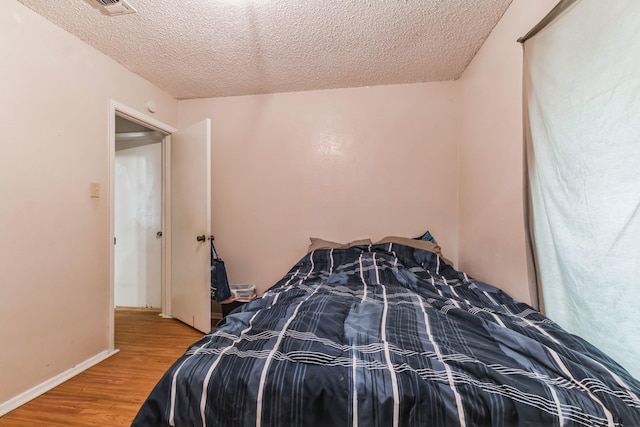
[{"left": 221, "top": 300, "right": 248, "bottom": 317}]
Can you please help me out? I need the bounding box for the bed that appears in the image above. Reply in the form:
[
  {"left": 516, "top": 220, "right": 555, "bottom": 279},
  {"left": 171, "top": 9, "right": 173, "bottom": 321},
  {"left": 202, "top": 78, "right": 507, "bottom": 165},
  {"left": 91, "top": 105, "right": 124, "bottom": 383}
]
[{"left": 132, "top": 236, "right": 640, "bottom": 426}]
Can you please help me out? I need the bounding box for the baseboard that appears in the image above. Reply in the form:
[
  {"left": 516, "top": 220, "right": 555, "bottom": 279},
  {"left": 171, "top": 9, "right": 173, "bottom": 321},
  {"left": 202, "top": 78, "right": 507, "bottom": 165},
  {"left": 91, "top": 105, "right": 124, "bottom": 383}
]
[
  {"left": 116, "top": 306, "right": 162, "bottom": 313},
  {"left": 0, "top": 349, "right": 119, "bottom": 417}
]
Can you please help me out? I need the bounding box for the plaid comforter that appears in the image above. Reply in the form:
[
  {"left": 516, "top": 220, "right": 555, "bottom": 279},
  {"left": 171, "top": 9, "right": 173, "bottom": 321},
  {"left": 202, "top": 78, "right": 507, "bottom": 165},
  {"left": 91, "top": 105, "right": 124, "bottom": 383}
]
[{"left": 132, "top": 243, "right": 640, "bottom": 426}]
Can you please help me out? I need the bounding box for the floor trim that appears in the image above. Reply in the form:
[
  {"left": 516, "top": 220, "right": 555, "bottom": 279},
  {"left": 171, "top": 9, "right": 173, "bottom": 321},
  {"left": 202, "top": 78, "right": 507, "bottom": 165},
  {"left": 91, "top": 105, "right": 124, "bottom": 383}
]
[{"left": 0, "top": 349, "right": 119, "bottom": 417}]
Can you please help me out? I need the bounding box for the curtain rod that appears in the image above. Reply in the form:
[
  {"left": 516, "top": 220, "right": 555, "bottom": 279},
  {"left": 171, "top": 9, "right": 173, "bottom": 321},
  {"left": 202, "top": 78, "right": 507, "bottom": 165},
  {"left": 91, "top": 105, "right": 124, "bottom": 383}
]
[{"left": 517, "top": 0, "right": 579, "bottom": 43}]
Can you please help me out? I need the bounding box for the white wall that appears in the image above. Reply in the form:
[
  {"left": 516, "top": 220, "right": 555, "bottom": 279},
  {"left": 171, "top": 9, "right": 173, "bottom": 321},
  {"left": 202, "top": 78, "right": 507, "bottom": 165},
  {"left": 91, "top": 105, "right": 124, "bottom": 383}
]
[
  {"left": 179, "top": 83, "right": 460, "bottom": 292},
  {"left": 0, "top": 0, "right": 177, "bottom": 409},
  {"left": 458, "top": 0, "right": 558, "bottom": 305}
]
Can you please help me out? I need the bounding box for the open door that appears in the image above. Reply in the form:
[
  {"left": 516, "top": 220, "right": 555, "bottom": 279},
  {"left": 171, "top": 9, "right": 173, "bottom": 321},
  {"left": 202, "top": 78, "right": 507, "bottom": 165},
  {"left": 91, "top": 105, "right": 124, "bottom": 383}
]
[{"left": 171, "top": 119, "right": 212, "bottom": 333}]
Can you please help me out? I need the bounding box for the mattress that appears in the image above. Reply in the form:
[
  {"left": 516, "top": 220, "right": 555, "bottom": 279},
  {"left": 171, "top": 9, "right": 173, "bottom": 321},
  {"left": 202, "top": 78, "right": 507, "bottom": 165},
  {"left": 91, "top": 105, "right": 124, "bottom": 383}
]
[{"left": 132, "top": 242, "right": 640, "bottom": 426}]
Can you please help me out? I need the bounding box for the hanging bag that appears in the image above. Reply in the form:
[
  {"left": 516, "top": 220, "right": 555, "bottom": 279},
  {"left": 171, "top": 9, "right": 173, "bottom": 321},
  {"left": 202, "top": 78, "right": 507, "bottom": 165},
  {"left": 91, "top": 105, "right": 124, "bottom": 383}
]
[{"left": 211, "top": 239, "right": 232, "bottom": 302}]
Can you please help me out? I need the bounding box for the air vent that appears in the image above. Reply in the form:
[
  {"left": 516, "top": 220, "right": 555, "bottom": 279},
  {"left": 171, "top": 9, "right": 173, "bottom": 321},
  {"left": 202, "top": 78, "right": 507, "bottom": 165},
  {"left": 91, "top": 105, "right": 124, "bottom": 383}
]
[{"left": 85, "top": 0, "right": 137, "bottom": 16}]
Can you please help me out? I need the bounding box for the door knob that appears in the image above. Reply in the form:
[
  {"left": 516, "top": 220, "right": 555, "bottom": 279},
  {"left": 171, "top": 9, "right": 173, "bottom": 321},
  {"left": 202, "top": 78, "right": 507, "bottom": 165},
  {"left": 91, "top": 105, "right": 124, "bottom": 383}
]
[
  {"left": 196, "top": 235, "right": 206, "bottom": 242},
  {"left": 156, "top": 231, "right": 163, "bottom": 238}
]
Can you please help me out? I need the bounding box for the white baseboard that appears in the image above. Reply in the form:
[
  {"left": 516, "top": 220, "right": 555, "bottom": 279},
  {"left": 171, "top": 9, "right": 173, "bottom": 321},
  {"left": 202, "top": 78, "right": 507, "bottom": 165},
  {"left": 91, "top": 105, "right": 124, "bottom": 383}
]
[{"left": 0, "top": 349, "right": 119, "bottom": 417}]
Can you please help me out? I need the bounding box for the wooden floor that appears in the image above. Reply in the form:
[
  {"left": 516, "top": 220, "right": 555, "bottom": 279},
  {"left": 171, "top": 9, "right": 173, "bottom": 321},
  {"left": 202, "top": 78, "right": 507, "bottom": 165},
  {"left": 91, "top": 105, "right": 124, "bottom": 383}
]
[{"left": 0, "top": 309, "right": 203, "bottom": 427}]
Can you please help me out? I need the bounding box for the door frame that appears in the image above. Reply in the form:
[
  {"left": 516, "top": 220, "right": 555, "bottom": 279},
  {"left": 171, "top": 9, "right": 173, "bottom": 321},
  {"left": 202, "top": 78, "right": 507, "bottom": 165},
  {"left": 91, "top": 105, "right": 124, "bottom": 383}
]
[{"left": 108, "top": 100, "right": 176, "bottom": 351}]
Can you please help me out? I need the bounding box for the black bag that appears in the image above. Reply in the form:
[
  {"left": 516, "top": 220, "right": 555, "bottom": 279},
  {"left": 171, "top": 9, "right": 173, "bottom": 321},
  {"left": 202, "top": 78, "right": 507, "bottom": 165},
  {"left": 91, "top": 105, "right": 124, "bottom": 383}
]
[{"left": 211, "top": 240, "right": 232, "bottom": 302}]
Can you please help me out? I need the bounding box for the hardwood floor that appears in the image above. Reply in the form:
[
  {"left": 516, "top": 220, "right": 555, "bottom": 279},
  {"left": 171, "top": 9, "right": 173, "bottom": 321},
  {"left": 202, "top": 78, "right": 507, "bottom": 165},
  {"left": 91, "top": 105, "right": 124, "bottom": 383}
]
[{"left": 0, "top": 309, "right": 204, "bottom": 427}]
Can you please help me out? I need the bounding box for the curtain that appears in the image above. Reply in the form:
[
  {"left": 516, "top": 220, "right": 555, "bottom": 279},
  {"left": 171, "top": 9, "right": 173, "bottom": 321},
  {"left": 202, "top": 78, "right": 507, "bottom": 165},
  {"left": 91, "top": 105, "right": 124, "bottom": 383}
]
[{"left": 523, "top": 0, "right": 640, "bottom": 378}]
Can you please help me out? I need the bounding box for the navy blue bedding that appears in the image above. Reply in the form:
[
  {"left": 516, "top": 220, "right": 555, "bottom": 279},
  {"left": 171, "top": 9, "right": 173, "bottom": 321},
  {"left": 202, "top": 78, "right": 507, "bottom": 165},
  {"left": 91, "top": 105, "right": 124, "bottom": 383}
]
[{"left": 132, "top": 243, "right": 640, "bottom": 426}]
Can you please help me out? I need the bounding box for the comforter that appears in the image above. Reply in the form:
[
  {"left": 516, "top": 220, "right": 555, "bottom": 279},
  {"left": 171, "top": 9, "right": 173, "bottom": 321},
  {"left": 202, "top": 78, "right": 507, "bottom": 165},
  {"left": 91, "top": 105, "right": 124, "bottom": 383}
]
[{"left": 132, "top": 242, "right": 640, "bottom": 426}]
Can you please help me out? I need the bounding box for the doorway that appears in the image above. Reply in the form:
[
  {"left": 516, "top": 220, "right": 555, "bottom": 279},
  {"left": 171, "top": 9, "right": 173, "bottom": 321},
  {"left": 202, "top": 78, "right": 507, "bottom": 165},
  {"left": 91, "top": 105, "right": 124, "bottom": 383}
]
[
  {"left": 108, "top": 101, "right": 176, "bottom": 352},
  {"left": 114, "top": 116, "right": 164, "bottom": 309},
  {"left": 108, "top": 101, "right": 213, "bottom": 352}
]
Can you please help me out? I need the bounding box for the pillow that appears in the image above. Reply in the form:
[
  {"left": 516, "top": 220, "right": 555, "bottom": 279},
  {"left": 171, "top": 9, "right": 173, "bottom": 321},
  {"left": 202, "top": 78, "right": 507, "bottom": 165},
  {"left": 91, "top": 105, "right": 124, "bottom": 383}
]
[
  {"left": 414, "top": 230, "right": 437, "bottom": 244},
  {"left": 307, "top": 237, "right": 373, "bottom": 252},
  {"left": 375, "top": 235, "right": 453, "bottom": 265},
  {"left": 376, "top": 236, "right": 443, "bottom": 256},
  {"left": 308, "top": 238, "right": 345, "bottom": 252},
  {"left": 346, "top": 238, "right": 373, "bottom": 247}
]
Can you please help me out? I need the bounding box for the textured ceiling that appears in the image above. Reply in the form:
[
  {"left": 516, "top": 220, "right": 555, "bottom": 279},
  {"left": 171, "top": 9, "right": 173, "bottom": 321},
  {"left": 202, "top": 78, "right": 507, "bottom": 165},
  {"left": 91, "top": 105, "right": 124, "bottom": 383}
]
[{"left": 18, "top": 0, "right": 513, "bottom": 100}]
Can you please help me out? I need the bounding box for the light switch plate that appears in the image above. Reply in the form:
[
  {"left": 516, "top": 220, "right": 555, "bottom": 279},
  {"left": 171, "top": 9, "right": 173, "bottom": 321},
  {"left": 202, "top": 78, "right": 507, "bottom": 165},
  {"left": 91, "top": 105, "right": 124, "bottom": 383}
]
[{"left": 90, "top": 182, "right": 100, "bottom": 198}]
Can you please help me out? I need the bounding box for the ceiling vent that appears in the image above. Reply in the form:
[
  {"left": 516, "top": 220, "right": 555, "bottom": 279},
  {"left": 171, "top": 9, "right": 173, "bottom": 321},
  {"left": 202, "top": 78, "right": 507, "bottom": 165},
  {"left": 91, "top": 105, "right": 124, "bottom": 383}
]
[{"left": 85, "top": 0, "right": 137, "bottom": 16}]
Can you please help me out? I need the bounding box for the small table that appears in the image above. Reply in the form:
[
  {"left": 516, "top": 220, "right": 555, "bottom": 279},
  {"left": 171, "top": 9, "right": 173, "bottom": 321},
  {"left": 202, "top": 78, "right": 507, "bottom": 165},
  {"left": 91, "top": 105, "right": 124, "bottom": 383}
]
[{"left": 221, "top": 299, "right": 248, "bottom": 317}]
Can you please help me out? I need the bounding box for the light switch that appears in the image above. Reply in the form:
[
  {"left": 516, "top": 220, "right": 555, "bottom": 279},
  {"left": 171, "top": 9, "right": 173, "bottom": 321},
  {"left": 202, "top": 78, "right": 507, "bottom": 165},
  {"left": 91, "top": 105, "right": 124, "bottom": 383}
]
[{"left": 90, "top": 182, "right": 100, "bottom": 198}]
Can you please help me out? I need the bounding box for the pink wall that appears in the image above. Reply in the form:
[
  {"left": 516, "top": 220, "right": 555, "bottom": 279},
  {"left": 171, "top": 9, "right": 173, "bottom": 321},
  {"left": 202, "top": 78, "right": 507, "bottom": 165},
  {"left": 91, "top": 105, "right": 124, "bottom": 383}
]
[
  {"left": 0, "top": 0, "right": 563, "bottom": 412},
  {"left": 179, "top": 82, "right": 459, "bottom": 292},
  {"left": 1, "top": 0, "right": 177, "bottom": 410},
  {"left": 458, "top": 0, "right": 557, "bottom": 305}
]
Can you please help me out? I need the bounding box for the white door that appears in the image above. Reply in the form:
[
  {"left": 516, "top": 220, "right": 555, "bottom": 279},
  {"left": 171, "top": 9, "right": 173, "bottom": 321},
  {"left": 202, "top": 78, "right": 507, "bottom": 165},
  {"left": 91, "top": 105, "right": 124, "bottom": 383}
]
[
  {"left": 114, "top": 142, "right": 162, "bottom": 308},
  {"left": 171, "top": 119, "right": 212, "bottom": 333}
]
